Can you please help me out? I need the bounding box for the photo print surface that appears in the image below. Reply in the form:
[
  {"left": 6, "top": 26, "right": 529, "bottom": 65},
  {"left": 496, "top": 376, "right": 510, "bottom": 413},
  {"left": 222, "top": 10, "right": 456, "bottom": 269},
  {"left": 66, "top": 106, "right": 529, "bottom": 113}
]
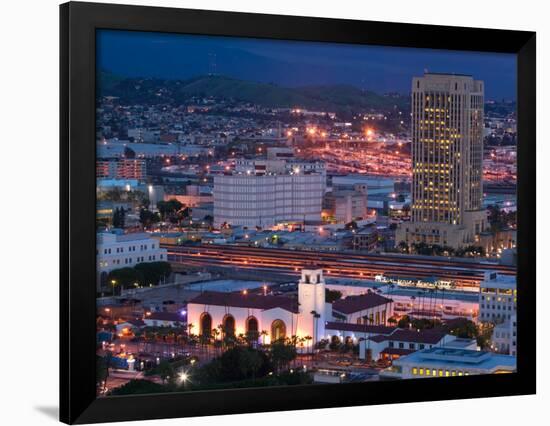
[{"left": 95, "top": 30, "right": 517, "bottom": 396}]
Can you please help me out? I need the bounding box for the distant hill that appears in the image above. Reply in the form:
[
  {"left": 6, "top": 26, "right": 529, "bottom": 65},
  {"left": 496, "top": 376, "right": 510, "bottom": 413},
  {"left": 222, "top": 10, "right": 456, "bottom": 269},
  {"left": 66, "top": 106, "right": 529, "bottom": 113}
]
[{"left": 98, "top": 72, "right": 409, "bottom": 113}]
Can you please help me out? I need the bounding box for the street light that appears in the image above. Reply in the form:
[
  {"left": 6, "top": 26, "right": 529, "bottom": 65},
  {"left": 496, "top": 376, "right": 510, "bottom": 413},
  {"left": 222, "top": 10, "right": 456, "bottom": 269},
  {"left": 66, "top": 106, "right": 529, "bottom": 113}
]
[{"left": 179, "top": 371, "right": 190, "bottom": 389}]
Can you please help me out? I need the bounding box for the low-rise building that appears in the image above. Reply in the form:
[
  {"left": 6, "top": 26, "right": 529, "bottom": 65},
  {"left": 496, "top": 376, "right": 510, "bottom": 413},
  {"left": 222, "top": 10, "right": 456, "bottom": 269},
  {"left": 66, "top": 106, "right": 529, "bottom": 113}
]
[
  {"left": 359, "top": 328, "right": 457, "bottom": 361},
  {"left": 350, "top": 226, "right": 379, "bottom": 251},
  {"left": 186, "top": 268, "right": 329, "bottom": 350},
  {"left": 96, "top": 158, "right": 147, "bottom": 180},
  {"left": 322, "top": 187, "right": 367, "bottom": 224},
  {"left": 97, "top": 232, "right": 168, "bottom": 290},
  {"left": 143, "top": 312, "right": 185, "bottom": 328},
  {"left": 381, "top": 347, "right": 516, "bottom": 379},
  {"left": 331, "top": 291, "right": 393, "bottom": 326}
]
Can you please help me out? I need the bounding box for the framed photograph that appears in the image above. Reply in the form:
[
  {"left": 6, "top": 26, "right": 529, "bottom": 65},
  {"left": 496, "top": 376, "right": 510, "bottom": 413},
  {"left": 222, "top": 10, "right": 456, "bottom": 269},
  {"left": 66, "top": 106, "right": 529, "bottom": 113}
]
[{"left": 60, "top": 1, "right": 536, "bottom": 423}]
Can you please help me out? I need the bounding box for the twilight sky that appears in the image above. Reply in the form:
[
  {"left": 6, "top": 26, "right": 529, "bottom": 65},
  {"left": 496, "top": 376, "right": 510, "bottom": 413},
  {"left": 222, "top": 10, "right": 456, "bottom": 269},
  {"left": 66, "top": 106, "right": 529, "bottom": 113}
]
[{"left": 97, "top": 30, "right": 517, "bottom": 100}]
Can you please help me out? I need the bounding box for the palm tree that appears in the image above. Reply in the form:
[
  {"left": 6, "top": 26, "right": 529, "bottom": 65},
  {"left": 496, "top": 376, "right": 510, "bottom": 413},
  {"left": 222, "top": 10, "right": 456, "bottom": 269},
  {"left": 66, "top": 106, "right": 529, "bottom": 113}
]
[
  {"left": 303, "top": 335, "right": 312, "bottom": 353},
  {"left": 217, "top": 324, "right": 225, "bottom": 349},
  {"left": 237, "top": 333, "right": 246, "bottom": 346},
  {"left": 417, "top": 290, "right": 424, "bottom": 317},
  {"left": 211, "top": 328, "right": 220, "bottom": 355},
  {"left": 366, "top": 316, "right": 375, "bottom": 363},
  {"left": 409, "top": 296, "right": 416, "bottom": 324},
  {"left": 310, "top": 310, "right": 321, "bottom": 349}
]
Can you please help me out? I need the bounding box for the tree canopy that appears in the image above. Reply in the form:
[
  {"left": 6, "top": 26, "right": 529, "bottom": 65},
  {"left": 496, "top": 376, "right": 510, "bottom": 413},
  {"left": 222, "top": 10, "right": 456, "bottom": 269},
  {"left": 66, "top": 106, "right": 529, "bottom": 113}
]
[{"left": 107, "top": 261, "right": 172, "bottom": 289}]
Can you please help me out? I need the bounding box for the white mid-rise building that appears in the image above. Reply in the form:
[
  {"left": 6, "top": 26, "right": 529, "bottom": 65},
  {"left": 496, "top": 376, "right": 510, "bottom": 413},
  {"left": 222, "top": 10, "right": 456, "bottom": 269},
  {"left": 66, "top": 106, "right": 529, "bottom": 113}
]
[
  {"left": 214, "top": 152, "right": 326, "bottom": 228},
  {"left": 479, "top": 271, "right": 517, "bottom": 355},
  {"left": 491, "top": 314, "right": 517, "bottom": 355},
  {"left": 479, "top": 271, "right": 516, "bottom": 323},
  {"left": 97, "top": 232, "right": 168, "bottom": 289}
]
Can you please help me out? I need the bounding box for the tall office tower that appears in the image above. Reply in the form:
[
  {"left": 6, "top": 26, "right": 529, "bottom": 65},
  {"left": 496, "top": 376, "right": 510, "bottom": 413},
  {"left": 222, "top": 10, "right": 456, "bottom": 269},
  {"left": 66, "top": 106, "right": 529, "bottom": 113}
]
[{"left": 396, "top": 73, "right": 487, "bottom": 249}]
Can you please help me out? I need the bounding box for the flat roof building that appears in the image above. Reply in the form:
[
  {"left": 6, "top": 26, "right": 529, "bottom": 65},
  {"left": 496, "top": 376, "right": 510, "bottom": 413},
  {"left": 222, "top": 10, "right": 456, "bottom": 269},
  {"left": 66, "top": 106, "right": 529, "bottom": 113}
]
[
  {"left": 97, "top": 232, "right": 168, "bottom": 291},
  {"left": 381, "top": 347, "right": 516, "bottom": 379},
  {"left": 214, "top": 151, "right": 326, "bottom": 229}
]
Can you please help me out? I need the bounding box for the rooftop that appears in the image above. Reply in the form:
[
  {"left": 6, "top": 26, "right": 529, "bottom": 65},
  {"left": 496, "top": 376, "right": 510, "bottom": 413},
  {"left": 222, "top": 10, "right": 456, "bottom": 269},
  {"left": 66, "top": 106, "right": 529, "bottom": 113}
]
[
  {"left": 146, "top": 312, "right": 185, "bottom": 322},
  {"left": 188, "top": 291, "right": 299, "bottom": 313},
  {"left": 368, "top": 329, "right": 448, "bottom": 345},
  {"left": 325, "top": 321, "right": 396, "bottom": 335},
  {"left": 394, "top": 347, "right": 517, "bottom": 371},
  {"left": 481, "top": 271, "right": 516, "bottom": 288},
  {"left": 98, "top": 232, "right": 157, "bottom": 244},
  {"left": 332, "top": 292, "right": 393, "bottom": 315}
]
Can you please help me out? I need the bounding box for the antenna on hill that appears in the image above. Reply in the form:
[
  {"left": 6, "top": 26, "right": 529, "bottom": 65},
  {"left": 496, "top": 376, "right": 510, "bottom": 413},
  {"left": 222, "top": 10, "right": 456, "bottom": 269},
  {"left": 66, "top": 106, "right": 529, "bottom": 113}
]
[{"left": 208, "top": 53, "right": 217, "bottom": 76}]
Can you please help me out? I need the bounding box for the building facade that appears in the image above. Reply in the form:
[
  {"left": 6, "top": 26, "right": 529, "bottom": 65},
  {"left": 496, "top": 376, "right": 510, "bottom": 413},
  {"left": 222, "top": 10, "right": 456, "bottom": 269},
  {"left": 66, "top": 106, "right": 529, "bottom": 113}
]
[
  {"left": 358, "top": 329, "right": 460, "bottom": 361},
  {"left": 381, "top": 347, "right": 516, "bottom": 379},
  {"left": 479, "top": 271, "right": 517, "bottom": 323},
  {"left": 331, "top": 291, "right": 394, "bottom": 326},
  {"left": 214, "top": 165, "right": 325, "bottom": 229},
  {"left": 96, "top": 158, "right": 147, "bottom": 180},
  {"left": 97, "top": 232, "right": 168, "bottom": 290},
  {"left": 479, "top": 271, "right": 517, "bottom": 355},
  {"left": 396, "top": 73, "right": 487, "bottom": 248},
  {"left": 323, "top": 188, "right": 368, "bottom": 224},
  {"left": 187, "top": 269, "right": 329, "bottom": 350}
]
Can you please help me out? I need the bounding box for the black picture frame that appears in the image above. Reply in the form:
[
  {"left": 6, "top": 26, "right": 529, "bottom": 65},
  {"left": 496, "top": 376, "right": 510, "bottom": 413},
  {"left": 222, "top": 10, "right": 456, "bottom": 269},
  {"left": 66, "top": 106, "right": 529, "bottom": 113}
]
[{"left": 60, "top": 1, "right": 536, "bottom": 424}]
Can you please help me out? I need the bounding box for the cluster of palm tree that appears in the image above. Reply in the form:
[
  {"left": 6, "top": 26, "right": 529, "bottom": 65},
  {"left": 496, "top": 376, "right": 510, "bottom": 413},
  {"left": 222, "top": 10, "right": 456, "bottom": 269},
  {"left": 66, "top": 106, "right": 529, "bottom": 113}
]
[
  {"left": 407, "top": 286, "right": 448, "bottom": 320},
  {"left": 133, "top": 327, "right": 188, "bottom": 355},
  {"left": 188, "top": 322, "right": 314, "bottom": 357}
]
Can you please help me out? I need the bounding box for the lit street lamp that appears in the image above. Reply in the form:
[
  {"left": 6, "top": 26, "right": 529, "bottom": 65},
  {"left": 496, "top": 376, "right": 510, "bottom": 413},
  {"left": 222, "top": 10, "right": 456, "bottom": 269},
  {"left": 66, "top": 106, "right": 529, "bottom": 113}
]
[
  {"left": 111, "top": 279, "right": 118, "bottom": 296},
  {"left": 179, "top": 371, "right": 189, "bottom": 390}
]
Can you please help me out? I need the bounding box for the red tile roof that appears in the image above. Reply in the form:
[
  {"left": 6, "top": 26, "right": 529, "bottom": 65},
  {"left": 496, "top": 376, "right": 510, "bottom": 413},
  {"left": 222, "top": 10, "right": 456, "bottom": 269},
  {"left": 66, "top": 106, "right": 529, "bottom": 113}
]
[
  {"left": 188, "top": 291, "right": 299, "bottom": 313},
  {"left": 147, "top": 312, "right": 185, "bottom": 322},
  {"left": 325, "top": 321, "right": 396, "bottom": 335},
  {"left": 369, "top": 329, "right": 447, "bottom": 344},
  {"left": 332, "top": 292, "right": 392, "bottom": 315}
]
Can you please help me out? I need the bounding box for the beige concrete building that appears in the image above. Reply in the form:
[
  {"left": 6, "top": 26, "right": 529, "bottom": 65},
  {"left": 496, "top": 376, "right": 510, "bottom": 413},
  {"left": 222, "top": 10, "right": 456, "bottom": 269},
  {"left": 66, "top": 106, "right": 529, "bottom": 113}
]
[
  {"left": 322, "top": 186, "right": 367, "bottom": 224},
  {"left": 396, "top": 73, "right": 487, "bottom": 248}
]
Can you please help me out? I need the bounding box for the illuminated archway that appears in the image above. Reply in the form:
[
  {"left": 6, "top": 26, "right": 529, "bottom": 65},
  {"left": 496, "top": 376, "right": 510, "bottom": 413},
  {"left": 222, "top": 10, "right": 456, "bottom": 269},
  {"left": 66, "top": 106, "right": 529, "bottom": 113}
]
[
  {"left": 223, "top": 314, "right": 236, "bottom": 337},
  {"left": 200, "top": 313, "right": 212, "bottom": 337},
  {"left": 271, "top": 319, "right": 287, "bottom": 342},
  {"left": 246, "top": 316, "right": 259, "bottom": 334}
]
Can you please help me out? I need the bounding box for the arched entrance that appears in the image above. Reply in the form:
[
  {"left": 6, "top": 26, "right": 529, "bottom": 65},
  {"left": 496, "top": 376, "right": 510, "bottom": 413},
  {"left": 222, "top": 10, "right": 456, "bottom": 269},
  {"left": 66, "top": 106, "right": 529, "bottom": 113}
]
[
  {"left": 246, "top": 316, "right": 259, "bottom": 341},
  {"left": 271, "top": 319, "right": 287, "bottom": 342},
  {"left": 223, "top": 314, "right": 236, "bottom": 337},
  {"left": 200, "top": 313, "right": 212, "bottom": 337}
]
